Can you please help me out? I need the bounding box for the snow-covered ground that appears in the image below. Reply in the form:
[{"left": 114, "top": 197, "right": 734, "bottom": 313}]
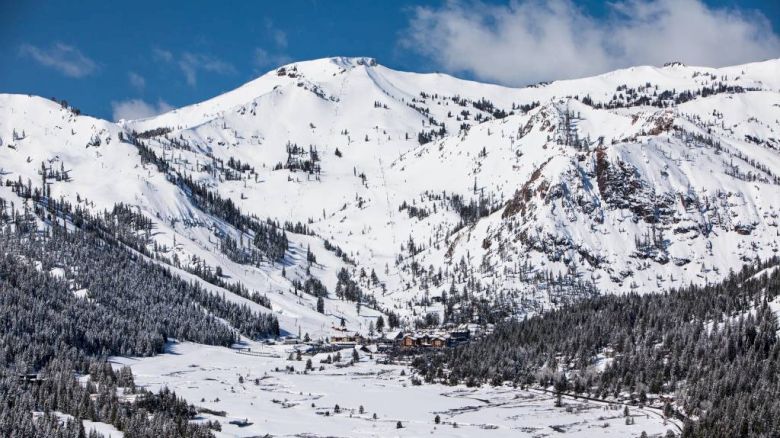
[
  {"left": 4, "top": 57, "right": 780, "bottom": 335},
  {"left": 4, "top": 56, "right": 776, "bottom": 437},
  {"left": 35, "top": 412, "right": 125, "bottom": 437},
  {"left": 82, "top": 420, "right": 124, "bottom": 438},
  {"left": 112, "top": 341, "right": 677, "bottom": 437}
]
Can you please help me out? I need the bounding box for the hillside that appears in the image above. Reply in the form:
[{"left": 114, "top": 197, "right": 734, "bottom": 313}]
[{"left": 2, "top": 57, "right": 780, "bottom": 334}]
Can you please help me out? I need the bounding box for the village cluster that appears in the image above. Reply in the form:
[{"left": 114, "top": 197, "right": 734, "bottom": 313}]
[
  {"left": 265, "top": 323, "right": 494, "bottom": 351},
  {"left": 330, "top": 323, "right": 494, "bottom": 350}
]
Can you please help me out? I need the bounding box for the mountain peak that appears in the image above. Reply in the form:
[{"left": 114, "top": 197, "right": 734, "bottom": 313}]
[
  {"left": 329, "top": 56, "right": 378, "bottom": 69},
  {"left": 275, "top": 56, "right": 378, "bottom": 70},
  {"left": 267, "top": 56, "right": 379, "bottom": 82}
]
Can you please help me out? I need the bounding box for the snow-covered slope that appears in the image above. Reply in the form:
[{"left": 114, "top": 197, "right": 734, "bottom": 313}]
[
  {"left": 2, "top": 57, "right": 780, "bottom": 331},
  {"left": 0, "top": 93, "right": 380, "bottom": 340},
  {"left": 397, "top": 95, "right": 780, "bottom": 312}
]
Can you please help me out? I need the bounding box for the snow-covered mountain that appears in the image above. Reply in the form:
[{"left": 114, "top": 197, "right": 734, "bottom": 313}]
[{"left": 2, "top": 56, "right": 779, "bottom": 333}]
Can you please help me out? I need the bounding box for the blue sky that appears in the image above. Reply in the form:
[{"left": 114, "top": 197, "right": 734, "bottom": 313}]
[{"left": 1, "top": 0, "right": 778, "bottom": 120}]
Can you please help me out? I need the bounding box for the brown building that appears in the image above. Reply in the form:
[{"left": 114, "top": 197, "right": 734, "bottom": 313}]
[
  {"left": 430, "top": 337, "right": 446, "bottom": 348},
  {"left": 331, "top": 332, "right": 364, "bottom": 345},
  {"left": 399, "top": 333, "right": 447, "bottom": 348},
  {"left": 401, "top": 335, "right": 417, "bottom": 348}
]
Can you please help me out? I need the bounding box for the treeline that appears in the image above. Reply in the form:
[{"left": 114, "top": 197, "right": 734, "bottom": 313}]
[
  {"left": 583, "top": 82, "right": 756, "bottom": 110},
  {"left": 0, "top": 208, "right": 282, "bottom": 435},
  {"left": 0, "top": 360, "right": 218, "bottom": 437},
  {"left": 4, "top": 177, "right": 274, "bottom": 311},
  {"left": 273, "top": 142, "right": 321, "bottom": 175},
  {"left": 174, "top": 171, "right": 288, "bottom": 262},
  {"left": 0, "top": 202, "right": 279, "bottom": 369},
  {"left": 126, "top": 133, "right": 288, "bottom": 263},
  {"left": 411, "top": 258, "right": 780, "bottom": 437}
]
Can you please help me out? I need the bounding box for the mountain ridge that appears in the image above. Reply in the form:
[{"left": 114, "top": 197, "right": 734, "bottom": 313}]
[{"left": 2, "top": 56, "right": 779, "bottom": 333}]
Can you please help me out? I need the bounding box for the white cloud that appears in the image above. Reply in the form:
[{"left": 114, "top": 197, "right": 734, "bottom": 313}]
[
  {"left": 152, "top": 48, "right": 235, "bottom": 86},
  {"left": 264, "top": 18, "right": 288, "bottom": 48},
  {"left": 403, "top": 0, "right": 780, "bottom": 86},
  {"left": 111, "top": 99, "right": 173, "bottom": 121},
  {"left": 250, "top": 19, "right": 291, "bottom": 72},
  {"left": 254, "top": 48, "right": 292, "bottom": 70},
  {"left": 19, "top": 42, "right": 98, "bottom": 78},
  {"left": 272, "top": 30, "right": 288, "bottom": 48},
  {"left": 153, "top": 47, "right": 174, "bottom": 63},
  {"left": 128, "top": 72, "right": 145, "bottom": 91},
  {"left": 178, "top": 52, "right": 235, "bottom": 86}
]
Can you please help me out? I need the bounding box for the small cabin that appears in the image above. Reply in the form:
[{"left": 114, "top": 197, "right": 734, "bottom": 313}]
[
  {"left": 400, "top": 333, "right": 448, "bottom": 348},
  {"left": 330, "top": 335, "right": 353, "bottom": 345},
  {"left": 331, "top": 332, "right": 364, "bottom": 346},
  {"left": 400, "top": 335, "right": 417, "bottom": 348}
]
